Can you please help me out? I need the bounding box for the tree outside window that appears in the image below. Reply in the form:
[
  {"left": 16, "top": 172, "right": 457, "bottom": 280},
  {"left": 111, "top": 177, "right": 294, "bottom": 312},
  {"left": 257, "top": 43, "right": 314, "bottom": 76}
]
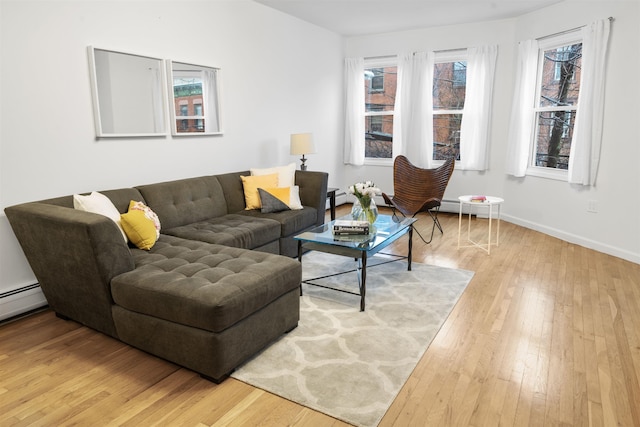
[{"left": 533, "top": 39, "right": 582, "bottom": 170}]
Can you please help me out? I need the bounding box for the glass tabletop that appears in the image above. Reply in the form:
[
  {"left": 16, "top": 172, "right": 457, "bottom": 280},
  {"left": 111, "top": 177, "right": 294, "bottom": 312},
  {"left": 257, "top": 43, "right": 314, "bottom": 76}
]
[{"left": 294, "top": 214, "right": 416, "bottom": 252}]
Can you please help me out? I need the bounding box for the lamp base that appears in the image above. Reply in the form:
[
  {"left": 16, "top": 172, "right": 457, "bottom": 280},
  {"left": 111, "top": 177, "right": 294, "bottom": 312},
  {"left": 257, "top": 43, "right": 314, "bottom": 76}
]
[{"left": 300, "top": 156, "right": 308, "bottom": 171}]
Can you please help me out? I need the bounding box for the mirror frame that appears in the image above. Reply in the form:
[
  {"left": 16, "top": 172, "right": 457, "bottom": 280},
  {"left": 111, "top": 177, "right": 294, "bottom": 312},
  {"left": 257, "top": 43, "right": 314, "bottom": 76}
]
[
  {"left": 88, "top": 46, "right": 168, "bottom": 138},
  {"left": 166, "top": 60, "right": 223, "bottom": 136}
]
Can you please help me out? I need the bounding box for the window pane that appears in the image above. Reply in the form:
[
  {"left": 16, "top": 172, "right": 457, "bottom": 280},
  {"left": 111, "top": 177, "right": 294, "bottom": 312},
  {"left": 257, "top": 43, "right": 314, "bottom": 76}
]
[
  {"left": 176, "top": 119, "right": 206, "bottom": 133},
  {"left": 434, "top": 62, "right": 466, "bottom": 110},
  {"left": 365, "top": 66, "right": 397, "bottom": 112},
  {"left": 534, "top": 110, "right": 576, "bottom": 169},
  {"left": 433, "top": 114, "right": 461, "bottom": 160},
  {"left": 539, "top": 43, "right": 582, "bottom": 107},
  {"left": 365, "top": 115, "right": 393, "bottom": 158}
]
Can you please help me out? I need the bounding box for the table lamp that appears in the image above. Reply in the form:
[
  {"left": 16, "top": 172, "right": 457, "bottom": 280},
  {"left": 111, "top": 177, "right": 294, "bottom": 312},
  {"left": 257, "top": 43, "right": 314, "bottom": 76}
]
[{"left": 290, "top": 133, "right": 315, "bottom": 171}]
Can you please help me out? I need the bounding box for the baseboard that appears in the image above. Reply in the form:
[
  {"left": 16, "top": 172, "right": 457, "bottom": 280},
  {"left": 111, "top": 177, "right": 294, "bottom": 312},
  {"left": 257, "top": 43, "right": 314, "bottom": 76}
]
[
  {"left": 374, "top": 197, "right": 639, "bottom": 265},
  {"left": 326, "top": 191, "right": 348, "bottom": 210},
  {"left": 0, "top": 283, "right": 47, "bottom": 321},
  {"left": 502, "top": 213, "right": 640, "bottom": 265}
]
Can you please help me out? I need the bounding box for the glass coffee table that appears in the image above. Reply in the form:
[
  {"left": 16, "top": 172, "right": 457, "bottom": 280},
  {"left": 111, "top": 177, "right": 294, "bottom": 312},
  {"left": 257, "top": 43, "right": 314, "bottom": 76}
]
[{"left": 294, "top": 214, "right": 416, "bottom": 311}]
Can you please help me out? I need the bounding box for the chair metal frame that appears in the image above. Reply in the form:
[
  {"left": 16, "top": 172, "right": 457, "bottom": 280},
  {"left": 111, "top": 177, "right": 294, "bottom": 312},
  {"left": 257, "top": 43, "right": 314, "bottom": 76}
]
[{"left": 382, "top": 156, "right": 455, "bottom": 244}]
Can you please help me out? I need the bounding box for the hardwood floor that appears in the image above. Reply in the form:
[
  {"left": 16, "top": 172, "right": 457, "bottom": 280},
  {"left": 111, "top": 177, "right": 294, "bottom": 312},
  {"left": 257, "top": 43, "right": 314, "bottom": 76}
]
[{"left": 2, "top": 204, "right": 639, "bottom": 426}]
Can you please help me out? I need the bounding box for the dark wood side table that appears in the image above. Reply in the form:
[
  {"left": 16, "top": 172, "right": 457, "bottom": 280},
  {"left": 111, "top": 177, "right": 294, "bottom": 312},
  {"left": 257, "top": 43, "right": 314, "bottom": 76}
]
[{"left": 327, "top": 187, "right": 338, "bottom": 220}]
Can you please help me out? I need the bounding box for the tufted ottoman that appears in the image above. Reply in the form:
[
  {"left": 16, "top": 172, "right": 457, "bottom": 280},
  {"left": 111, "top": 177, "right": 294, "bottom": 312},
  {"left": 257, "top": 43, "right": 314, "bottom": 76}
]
[{"left": 110, "top": 235, "right": 301, "bottom": 382}]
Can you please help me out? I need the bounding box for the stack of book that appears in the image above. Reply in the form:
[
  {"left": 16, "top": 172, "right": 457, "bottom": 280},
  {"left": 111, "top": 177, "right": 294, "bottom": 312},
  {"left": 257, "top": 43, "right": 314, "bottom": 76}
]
[
  {"left": 332, "top": 220, "right": 370, "bottom": 235},
  {"left": 470, "top": 195, "right": 487, "bottom": 203}
]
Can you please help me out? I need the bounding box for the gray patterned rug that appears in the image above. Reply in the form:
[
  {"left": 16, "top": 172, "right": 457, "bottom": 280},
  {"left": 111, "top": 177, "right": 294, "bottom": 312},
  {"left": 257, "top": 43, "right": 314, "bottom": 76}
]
[{"left": 231, "top": 251, "right": 474, "bottom": 427}]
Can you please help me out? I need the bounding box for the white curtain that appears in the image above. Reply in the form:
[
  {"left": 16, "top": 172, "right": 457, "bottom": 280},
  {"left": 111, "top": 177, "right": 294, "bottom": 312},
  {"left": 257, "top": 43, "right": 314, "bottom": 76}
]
[
  {"left": 394, "top": 53, "right": 411, "bottom": 159},
  {"left": 505, "top": 39, "right": 539, "bottom": 177},
  {"left": 568, "top": 18, "right": 611, "bottom": 185},
  {"left": 203, "top": 69, "right": 219, "bottom": 133},
  {"left": 459, "top": 45, "right": 498, "bottom": 170},
  {"left": 397, "top": 51, "right": 434, "bottom": 168},
  {"left": 344, "top": 57, "right": 365, "bottom": 165}
]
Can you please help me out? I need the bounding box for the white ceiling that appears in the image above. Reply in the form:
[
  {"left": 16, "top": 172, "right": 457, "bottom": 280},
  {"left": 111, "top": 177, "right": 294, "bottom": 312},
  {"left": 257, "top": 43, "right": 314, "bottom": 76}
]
[{"left": 253, "top": 0, "right": 563, "bottom": 36}]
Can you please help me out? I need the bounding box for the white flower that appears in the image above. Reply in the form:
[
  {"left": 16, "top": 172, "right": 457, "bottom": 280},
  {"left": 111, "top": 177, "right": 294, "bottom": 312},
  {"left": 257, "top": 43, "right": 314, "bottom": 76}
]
[{"left": 347, "top": 181, "right": 380, "bottom": 199}]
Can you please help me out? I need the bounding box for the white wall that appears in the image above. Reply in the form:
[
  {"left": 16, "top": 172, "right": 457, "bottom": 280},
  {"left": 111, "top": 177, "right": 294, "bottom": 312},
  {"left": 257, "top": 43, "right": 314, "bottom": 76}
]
[
  {"left": 2, "top": 0, "right": 638, "bottom": 320},
  {"left": 344, "top": 1, "right": 640, "bottom": 264},
  {"left": 505, "top": 1, "right": 640, "bottom": 264},
  {"left": 0, "top": 0, "right": 345, "bottom": 318}
]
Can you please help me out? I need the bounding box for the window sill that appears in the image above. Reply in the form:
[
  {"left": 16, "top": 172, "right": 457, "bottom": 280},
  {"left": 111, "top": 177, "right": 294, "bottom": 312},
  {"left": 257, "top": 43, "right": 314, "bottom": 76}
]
[
  {"left": 363, "top": 158, "right": 393, "bottom": 167},
  {"left": 526, "top": 166, "right": 567, "bottom": 181}
]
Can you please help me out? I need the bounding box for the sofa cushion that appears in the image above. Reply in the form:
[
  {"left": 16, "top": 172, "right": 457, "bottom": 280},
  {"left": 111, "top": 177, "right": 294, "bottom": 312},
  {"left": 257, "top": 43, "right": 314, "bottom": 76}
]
[
  {"left": 136, "top": 176, "right": 227, "bottom": 229},
  {"left": 215, "top": 171, "right": 250, "bottom": 213},
  {"left": 162, "top": 213, "right": 281, "bottom": 249},
  {"left": 111, "top": 235, "right": 301, "bottom": 333},
  {"left": 238, "top": 206, "right": 317, "bottom": 237}
]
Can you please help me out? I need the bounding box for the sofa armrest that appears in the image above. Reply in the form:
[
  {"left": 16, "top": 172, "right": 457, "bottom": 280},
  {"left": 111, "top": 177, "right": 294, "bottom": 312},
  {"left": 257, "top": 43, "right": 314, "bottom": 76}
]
[
  {"left": 4, "top": 202, "right": 134, "bottom": 337},
  {"left": 295, "top": 170, "right": 328, "bottom": 226}
]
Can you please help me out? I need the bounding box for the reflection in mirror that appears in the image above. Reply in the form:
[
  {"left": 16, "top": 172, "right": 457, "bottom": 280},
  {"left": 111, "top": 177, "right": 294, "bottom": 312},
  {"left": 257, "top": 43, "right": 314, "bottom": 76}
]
[
  {"left": 168, "top": 61, "right": 222, "bottom": 135},
  {"left": 88, "top": 47, "right": 167, "bottom": 137}
]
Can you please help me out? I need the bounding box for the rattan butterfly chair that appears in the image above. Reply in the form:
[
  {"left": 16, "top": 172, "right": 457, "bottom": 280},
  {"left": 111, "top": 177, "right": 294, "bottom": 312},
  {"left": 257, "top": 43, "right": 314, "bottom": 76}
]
[{"left": 382, "top": 156, "right": 455, "bottom": 244}]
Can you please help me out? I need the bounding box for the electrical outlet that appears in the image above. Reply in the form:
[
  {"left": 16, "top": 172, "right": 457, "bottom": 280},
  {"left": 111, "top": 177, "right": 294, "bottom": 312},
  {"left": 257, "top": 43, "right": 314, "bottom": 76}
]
[{"left": 587, "top": 200, "right": 598, "bottom": 213}]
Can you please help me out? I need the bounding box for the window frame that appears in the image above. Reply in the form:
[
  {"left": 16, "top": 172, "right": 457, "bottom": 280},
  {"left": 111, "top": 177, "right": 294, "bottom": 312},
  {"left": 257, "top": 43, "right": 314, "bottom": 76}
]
[
  {"left": 527, "top": 31, "right": 582, "bottom": 180},
  {"left": 432, "top": 49, "right": 467, "bottom": 165},
  {"left": 363, "top": 56, "right": 399, "bottom": 166}
]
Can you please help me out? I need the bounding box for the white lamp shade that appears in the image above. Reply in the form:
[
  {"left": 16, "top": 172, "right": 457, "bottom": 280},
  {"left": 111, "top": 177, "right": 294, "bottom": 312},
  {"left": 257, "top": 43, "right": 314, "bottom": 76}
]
[{"left": 290, "top": 133, "right": 315, "bottom": 155}]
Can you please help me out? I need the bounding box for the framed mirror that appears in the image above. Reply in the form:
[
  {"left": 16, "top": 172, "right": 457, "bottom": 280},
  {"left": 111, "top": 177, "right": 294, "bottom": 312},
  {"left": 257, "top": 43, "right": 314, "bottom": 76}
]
[
  {"left": 88, "top": 47, "right": 167, "bottom": 138},
  {"left": 167, "top": 60, "right": 222, "bottom": 135}
]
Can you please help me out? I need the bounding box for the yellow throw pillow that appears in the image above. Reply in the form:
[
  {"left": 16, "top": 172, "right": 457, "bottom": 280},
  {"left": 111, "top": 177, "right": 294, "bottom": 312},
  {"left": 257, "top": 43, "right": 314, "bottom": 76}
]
[
  {"left": 120, "top": 201, "right": 160, "bottom": 250},
  {"left": 128, "top": 200, "right": 161, "bottom": 239},
  {"left": 240, "top": 173, "right": 278, "bottom": 210}
]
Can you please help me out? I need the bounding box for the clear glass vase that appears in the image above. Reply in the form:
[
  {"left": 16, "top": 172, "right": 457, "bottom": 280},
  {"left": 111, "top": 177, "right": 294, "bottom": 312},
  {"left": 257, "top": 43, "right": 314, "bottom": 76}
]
[{"left": 351, "top": 198, "right": 379, "bottom": 225}]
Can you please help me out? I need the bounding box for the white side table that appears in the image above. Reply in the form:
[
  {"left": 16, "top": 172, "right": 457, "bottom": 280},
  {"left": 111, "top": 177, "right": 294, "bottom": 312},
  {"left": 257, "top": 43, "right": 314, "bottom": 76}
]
[{"left": 457, "top": 195, "right": 504, "bottom": 254}]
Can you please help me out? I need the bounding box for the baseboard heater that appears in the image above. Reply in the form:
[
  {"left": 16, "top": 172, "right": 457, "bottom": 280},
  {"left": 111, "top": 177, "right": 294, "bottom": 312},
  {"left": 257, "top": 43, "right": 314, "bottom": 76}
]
[
  {"left": 0, "top": 282, "right": 48, "bottom": 323},
  {"left": 0, "top": 283, "right": 40, "bottom": 299},
  {"left": 372, "top": 196, "right": 461, "bottom": 213}
]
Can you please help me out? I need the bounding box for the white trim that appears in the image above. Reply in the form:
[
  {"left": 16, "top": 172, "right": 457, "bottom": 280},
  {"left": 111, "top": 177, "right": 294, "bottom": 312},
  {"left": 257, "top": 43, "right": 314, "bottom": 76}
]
[
  {"left": 529, "top": 33, "right": 581, "bottom": 175},
  {"left": 537, "top": 30, "right": 581, "bottom": 51},
  {"left": 434, "top": 49, "right": 467, "bottom": 63},
  {"left": 363, "top": 56, "right": 397, "bottom": 69},
  {"left": 525, "top": 165, "right": 567, "bottom": 181},
  {"left": 0, "top": 285, "right": 47, "bottom": 321},
  {"left": 363, "top": 157, "right": 393, "bottom": 166},
  {"left": 501, "top": 214, "right": 640, "bottom": 265}
]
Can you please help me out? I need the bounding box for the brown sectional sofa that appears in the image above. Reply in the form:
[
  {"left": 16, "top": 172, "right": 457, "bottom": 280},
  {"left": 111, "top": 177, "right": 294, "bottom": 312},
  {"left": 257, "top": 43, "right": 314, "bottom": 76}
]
[{"left": 5, "top": 170, "right": 328, "bottom": 382}]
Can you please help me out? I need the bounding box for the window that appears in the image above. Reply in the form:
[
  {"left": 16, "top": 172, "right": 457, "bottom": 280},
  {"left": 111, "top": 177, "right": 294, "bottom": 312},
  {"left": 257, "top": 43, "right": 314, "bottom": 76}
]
[
  {"left": 453, "top": 61, "right": 467, "bottom": 87},
  {"left": 364, "top": 59, "right": 397, "bottom": 159},
  {"left": 553, "top": 46, "right": 575, "bottom": 81},
  {"left": 350, "top": 47, "right": 494, "bottom": 168},
  {"left": 433, "top": 52, "right": 467, "bottom": 161},
  {"left": 172, "top": 71, "right": 206, "bottom": 133},
  {"left": 532, "top": 34, "right": 582, "bottom": 171},
  {"left": 369, "top": 68, "right": 385, "bottom": 92}
]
